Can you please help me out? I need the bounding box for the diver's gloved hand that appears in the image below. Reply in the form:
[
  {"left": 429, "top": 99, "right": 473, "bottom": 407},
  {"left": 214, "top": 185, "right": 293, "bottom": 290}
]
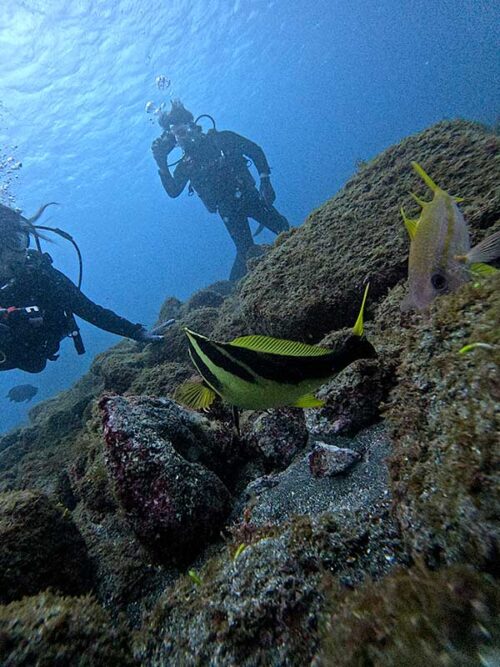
[
  {"left": 135, "top": 319, "right": 176, "bottom": 343},
  {"left": 259, "top": 176, "right": 276, "bottom": 206},
  {"left": 151, "top": 132, "right": 176, "bottom": 168}
]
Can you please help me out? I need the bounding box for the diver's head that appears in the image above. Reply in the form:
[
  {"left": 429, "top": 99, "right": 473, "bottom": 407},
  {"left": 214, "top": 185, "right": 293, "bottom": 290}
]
[
  {"left": 0, "top": 207, "right": 29, "bottom": 279},
  {"left": 157, "top": 99, "right": 195, "bottom": 130},
  {"left": 171, "top": 121, "right": 202, "bottom": 150}
]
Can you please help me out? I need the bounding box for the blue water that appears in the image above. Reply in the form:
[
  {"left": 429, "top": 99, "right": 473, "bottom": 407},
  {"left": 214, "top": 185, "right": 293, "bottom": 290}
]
[{"left": 0, "top": 0, "right": 498, "bottom": 433}]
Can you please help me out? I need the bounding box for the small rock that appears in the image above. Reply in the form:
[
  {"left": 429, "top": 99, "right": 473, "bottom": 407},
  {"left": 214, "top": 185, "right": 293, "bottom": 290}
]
[
  {"left": 246, "top": 408, "right": 308, "bottom": 472},
  {"left": 308, "top": 442, "right": 361, "bottom": 478}
]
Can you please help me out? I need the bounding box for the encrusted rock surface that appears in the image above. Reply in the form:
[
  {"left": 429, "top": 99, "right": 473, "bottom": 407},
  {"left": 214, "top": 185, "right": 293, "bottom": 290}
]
[
  {"left": 0, "top": 592, "right": 137, "bottom": 666},
  {"left": 101, "top": 395, "right": 233, "bottom": 562},
  {"left": 212, "top": 120, "right": 499, "bottom": 342},
  {"left": 385, "top": 272, "right": 500, "bottom": 570},
  {"left": 0, "top": 490, "right": 93, "bottom": 604}
]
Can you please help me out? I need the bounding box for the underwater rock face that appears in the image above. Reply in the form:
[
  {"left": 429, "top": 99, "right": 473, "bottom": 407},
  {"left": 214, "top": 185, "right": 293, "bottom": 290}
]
[
  {"left": 213, "top": 120, "right": 500, "bottom": 342},
  {"left": 0, "top": 490, "right": 93, "bottom": 604},
  {"left": 101, "top": 395, "right": 232, "bottom": 562},
  {"left": 386, "top": 273, "right": 500, "bottom": 569},
  {"left": 317, "top": 565, "right": 500, "bottom": 666},
  {"left": 0, "top": 592, "right": 136, "bottom": 666}
]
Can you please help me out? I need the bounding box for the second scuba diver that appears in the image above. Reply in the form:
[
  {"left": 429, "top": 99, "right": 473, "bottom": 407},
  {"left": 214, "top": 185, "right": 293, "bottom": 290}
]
[
  {"left": 151, "top": 100, "right": 290, "bottom": 281},
  {"left": 0, "top": 204, "right": 167, "bottom": 374}
]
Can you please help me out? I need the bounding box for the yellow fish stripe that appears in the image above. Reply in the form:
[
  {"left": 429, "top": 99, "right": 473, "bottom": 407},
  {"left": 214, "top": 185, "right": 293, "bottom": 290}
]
[{"left": 229, "top": 335, "right": 330, "bottom": 357}]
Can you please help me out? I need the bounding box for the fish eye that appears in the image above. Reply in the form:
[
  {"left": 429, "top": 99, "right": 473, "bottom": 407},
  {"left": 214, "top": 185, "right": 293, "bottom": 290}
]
[{"left": 431, "top": 272, "right": 448, "bottom": 291}]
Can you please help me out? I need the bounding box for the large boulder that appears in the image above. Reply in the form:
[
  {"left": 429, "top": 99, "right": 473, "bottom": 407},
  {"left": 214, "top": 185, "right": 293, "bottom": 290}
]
[
  {"left": 213, "top": 120, "right": 499, "bottom": 341},
  {"left": 0, "top": 592, "right": 136, "bottom": 666},
  {"left": 0, "top": 490, "right": 93, "bottom": 604},
  {"left": 101, "top": 395, "right": 233, "bottom": 562}
]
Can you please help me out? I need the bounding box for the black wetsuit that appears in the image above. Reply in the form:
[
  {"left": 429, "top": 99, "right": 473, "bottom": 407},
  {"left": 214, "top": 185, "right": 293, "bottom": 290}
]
[
  {"left": 156, "top": 129, "right": 289, "bottom": 281},
  {"left": 0, "top": 251, "right": 143, "bottom": 373}
]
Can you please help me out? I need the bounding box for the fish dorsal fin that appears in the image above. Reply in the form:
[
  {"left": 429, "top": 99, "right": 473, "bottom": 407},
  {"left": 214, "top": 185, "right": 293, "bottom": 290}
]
[
  {"left": 292, "top": 394, "right": 325, "bottom": 408},
  {"left": 174, "top": 380, "right": 216, "bottom": 409},
  {"left": 229, "top": 335, "right": 331, "bottom": 357},
  {"left": 465, "top": 230, "right": 500, "bottom": 264},
  {"left": 409, "top": 192, "right": 429, "bottom": 208},
  {"left": 411, "top": 161, "right": 464, "bottom": 203},
  {"left": 184, "top": 327, "right": 208, "bottom": 342},
  {"left": 400, "top": 207, "right": 419, "bottom": 239},
  {"left": 352, "top": 283, "right": 370, "bottom": 337},
  {"left": 411, "top": 161, "right": 442, "bottom": 193}
]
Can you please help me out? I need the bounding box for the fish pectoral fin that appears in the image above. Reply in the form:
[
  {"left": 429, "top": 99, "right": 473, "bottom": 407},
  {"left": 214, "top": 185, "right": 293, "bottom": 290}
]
[
  {"left": 292, "top": 394, "right": 325, "bottom": 408},
  {"left": 229, "top": 335, "right": 331, "bottom": 357},
  {"left": 468, "top": 262, "right": 498, "bottom": 278},
  {"left": 174, "top": 380, "right": 217, "bottom": 409},
  {"left": 465, "top": 230, "right": 500, "bottom": 264},
  {"left": 400, "top": 207, "right": 419, "bottom": 240}
]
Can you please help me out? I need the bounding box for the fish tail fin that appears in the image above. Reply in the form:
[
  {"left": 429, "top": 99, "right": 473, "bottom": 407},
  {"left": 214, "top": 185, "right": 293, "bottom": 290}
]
[
  {"left": 411, "top": 161, "right": 441, "bottom": 193},
  {"left": 465, "top": 230, "right": 500, "bottom": 264},
  {"left": 352, "top": 283, "right": 370, "bottom": 337}
]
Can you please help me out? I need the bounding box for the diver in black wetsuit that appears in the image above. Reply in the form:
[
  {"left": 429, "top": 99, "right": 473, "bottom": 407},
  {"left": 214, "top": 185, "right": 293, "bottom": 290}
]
[
  {"left": 0, "top": 205, "right": 165, "bottom": 373},
  {"left": 151, "top": 100, "right": 289, "bottom": 281}
]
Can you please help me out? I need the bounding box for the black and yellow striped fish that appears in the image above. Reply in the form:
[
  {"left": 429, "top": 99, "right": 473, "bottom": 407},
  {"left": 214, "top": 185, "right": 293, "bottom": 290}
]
[{"left": 175, "top": 285, "right": 375, "bottom": 413}]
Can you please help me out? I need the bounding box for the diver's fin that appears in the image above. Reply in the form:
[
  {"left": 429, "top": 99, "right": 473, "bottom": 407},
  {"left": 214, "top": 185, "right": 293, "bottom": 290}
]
[
  {"left": 27, "top": 202, "right": 60, "bottom": 224},
  {"left": 229, "top": 335, "right": 330, "bottom": 357},
  {"left": 400, "top": 207, "right": 419, "bottom": 239},
  {"left": 174, "top": 380, "right": 216, "bottom": 409},
  {"left": 411, "top": 162, "right": 441, "bottom": 192},
  {"left": 465, "top": 230, "right": 500, "bottom": 264},
  {"left": 253, "top": 223, "right": 265, "bottom": 237},
  {"left": 292, "top": 394, "right": 325, "bottom": 408},
  {"left": 352, "top": 283, "right": 370, "bottom": 337}
]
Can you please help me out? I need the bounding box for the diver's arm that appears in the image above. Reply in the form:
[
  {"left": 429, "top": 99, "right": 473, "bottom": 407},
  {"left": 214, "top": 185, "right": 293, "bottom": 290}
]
[
  {"left": 152, "top": 132, "right": 188, "bottom": 198},
  {"left": 218, "top": 130, "right": 271, "bottom": 176},
  {"left": 218, "top": 130, "right": 276, "bottom": 205},
  {"left": 50, "top": 268, "right": 144, "bottom": 340},
  {"left": 158, "top": 162, "right": 189, "bottom": 198}
]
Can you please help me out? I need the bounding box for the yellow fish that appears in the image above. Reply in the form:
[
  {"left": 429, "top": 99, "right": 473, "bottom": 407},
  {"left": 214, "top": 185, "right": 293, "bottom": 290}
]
[
  {"left": 401, "top": 162, "right": 499, "bottom": 311},
  {"left": 175, "top": 286, "right": 375, "bottom": 423}
]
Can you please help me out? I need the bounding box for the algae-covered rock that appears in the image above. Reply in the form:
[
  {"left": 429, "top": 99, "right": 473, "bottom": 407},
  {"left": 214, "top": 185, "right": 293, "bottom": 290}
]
[
  {"left": 101, "top": 395, "right": 232, "bottom": 562},
  {"left": 0, "top": 591, "right": 136, "bottom": 666},
  {"left": 386, "top": 273, "right": 500, "bottom": 569},
  {"left": 0, "top": 490, "right": 93, "bottom": 604},
  {"left": 213, "top": 120, "right": 499, "bottom": 342},
  {"left": 137, "top": 506, "right": 403, "bottom": 666},
  {"left": 317, "top": 566, "right": 500, "bottom": 666}
]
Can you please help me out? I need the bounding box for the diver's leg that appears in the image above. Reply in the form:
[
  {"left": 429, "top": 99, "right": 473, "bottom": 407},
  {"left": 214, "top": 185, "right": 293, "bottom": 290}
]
[
  {"left": 219, "top": 210, "right": 255, "bottom": 281},
  {"left": 247, "top": 189, "right": 290, "bottom": 235}
]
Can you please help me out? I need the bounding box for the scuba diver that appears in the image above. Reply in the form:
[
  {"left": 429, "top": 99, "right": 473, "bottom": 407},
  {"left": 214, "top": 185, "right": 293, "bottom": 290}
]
[
  {"left": 151, "top": 100, "right": 290, "bottom": 281},
  {"left": 0, "top": 203, "right": 168, "bottom": 373}
]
